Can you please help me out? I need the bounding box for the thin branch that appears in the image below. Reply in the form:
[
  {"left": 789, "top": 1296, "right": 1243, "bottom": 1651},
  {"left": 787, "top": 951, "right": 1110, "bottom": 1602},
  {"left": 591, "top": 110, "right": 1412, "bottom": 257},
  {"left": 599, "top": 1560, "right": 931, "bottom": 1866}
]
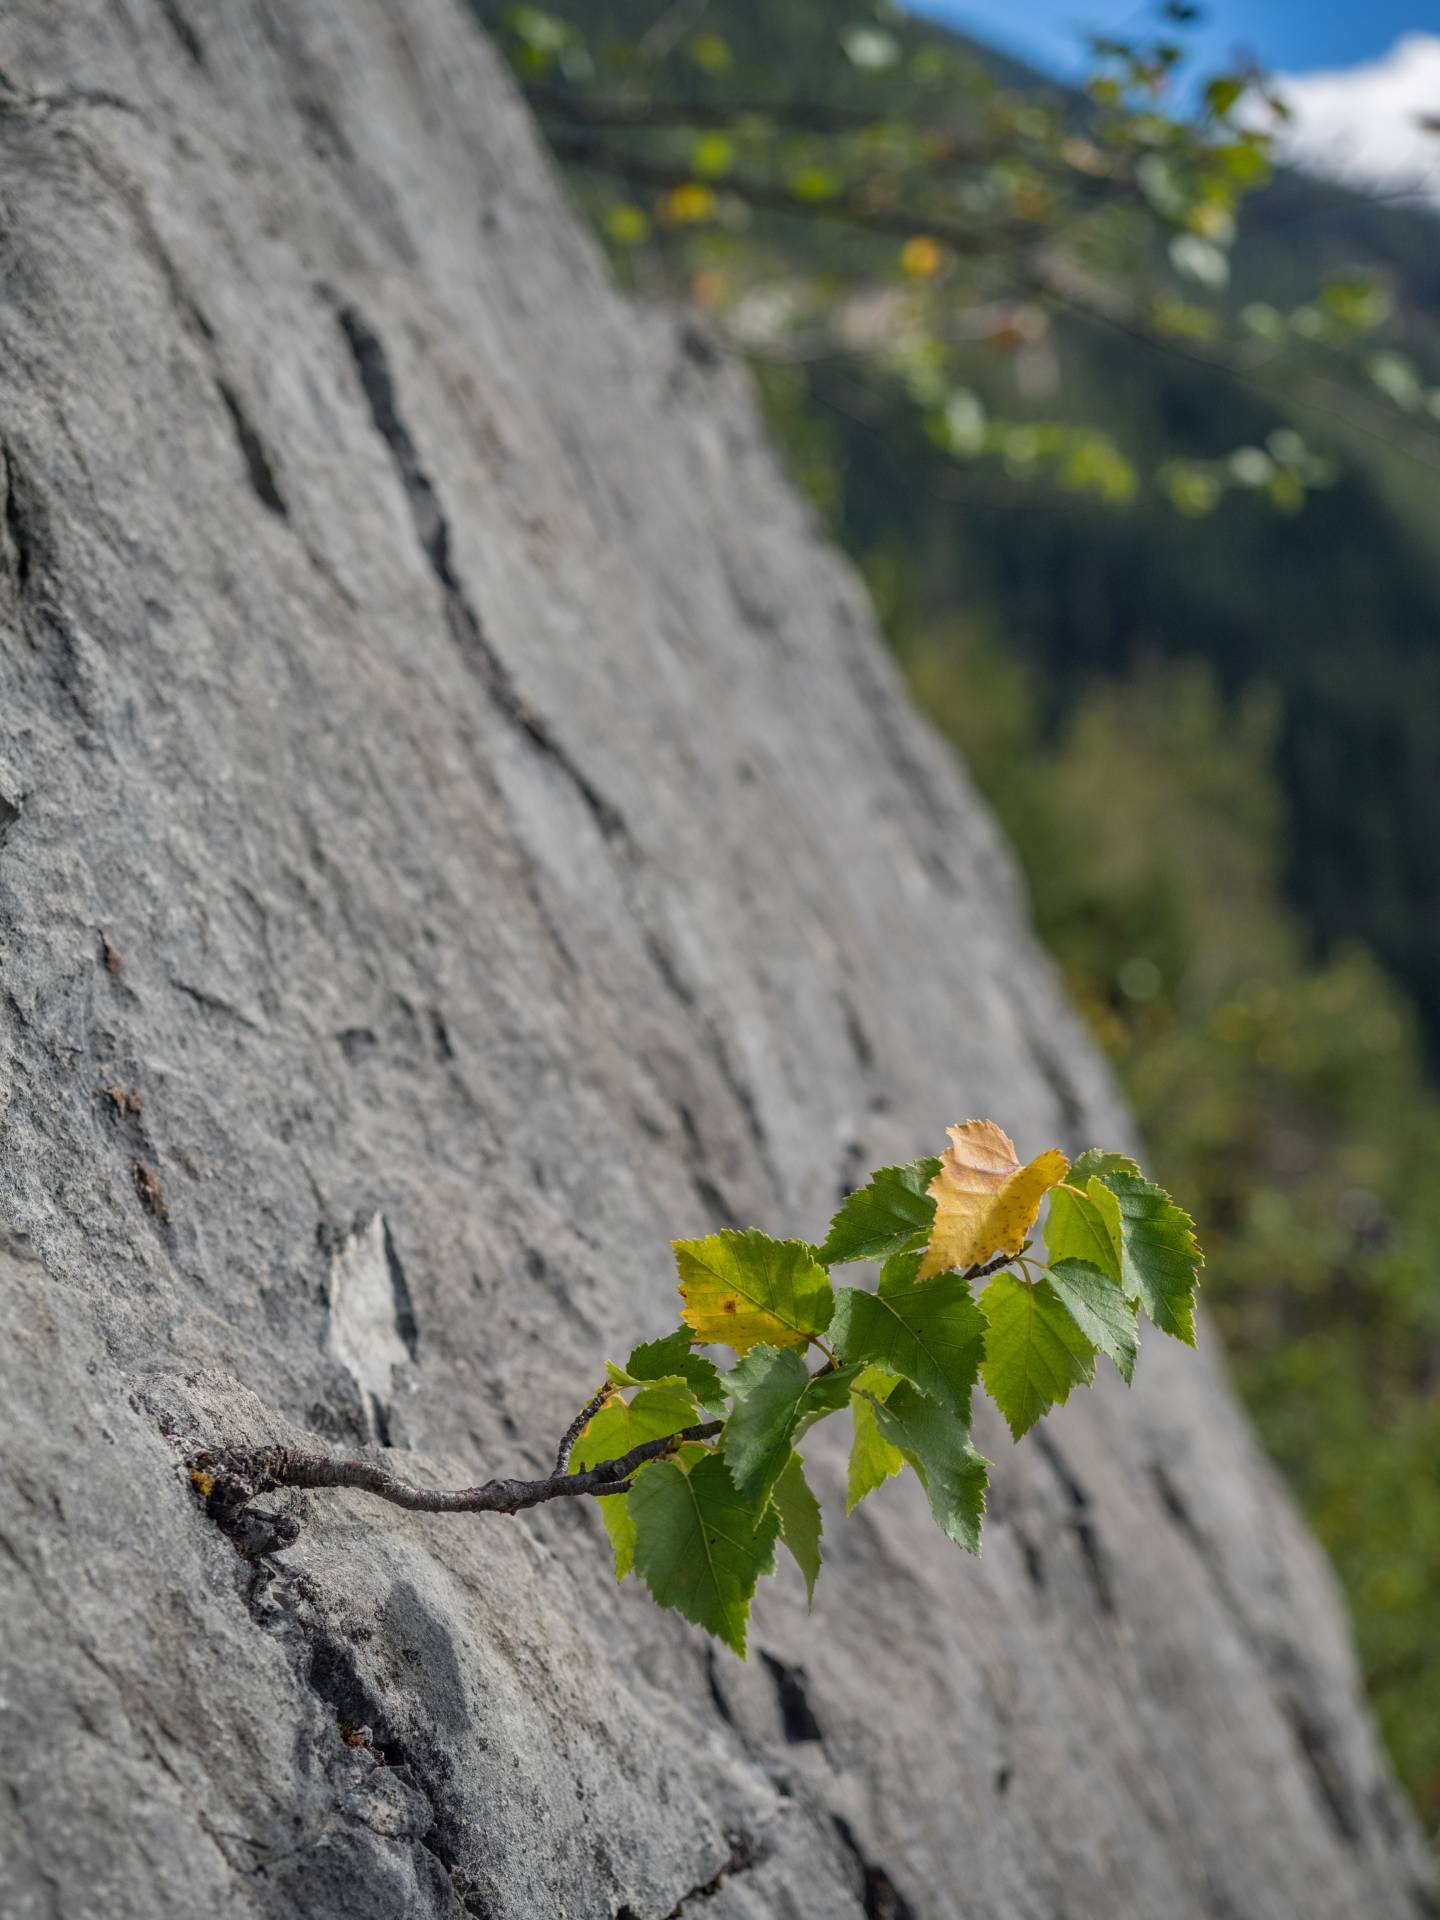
[
  {"left": 554, "top": 1382, "right": 613, "bottom": 1474},
  {"left": 198, "top": 1423, "right": 722, "bottom": 1524},
  {"left": 547, "top": 130, "right": 1027, "bottom": 260},
  {"left": 527, "top": 87, "right": 1003, "bottom": 152},
  {"left": 526, "top": 86, "right": 1141, "bottom": 206},
  {"left": 528, "top": 88, "right": 888, "bottom": 134},
  {"left": 964, "top": 1247, "right": 1024, "bottom": 1282}
]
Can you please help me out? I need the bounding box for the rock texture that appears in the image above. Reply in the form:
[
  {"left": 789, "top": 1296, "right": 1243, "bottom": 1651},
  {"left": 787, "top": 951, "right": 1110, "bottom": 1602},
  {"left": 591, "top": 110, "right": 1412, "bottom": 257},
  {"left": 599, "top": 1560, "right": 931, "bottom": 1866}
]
[{"left": 0, "top": 4, "right": 1431, "bottom": 1916}]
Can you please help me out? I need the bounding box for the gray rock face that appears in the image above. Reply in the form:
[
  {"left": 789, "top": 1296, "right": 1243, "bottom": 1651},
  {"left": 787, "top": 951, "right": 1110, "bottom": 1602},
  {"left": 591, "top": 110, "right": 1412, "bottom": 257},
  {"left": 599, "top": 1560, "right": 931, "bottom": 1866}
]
[{"left": 0, "top": 4, "right": 1430, "bottom": 1916}]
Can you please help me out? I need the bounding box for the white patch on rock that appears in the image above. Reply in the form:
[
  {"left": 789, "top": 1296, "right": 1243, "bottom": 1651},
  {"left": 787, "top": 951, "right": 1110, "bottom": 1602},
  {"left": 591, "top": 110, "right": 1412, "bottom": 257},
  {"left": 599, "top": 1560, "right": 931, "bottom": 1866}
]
[{"left": 328, "top": 1213, "right": 410, "bottom": 1440}]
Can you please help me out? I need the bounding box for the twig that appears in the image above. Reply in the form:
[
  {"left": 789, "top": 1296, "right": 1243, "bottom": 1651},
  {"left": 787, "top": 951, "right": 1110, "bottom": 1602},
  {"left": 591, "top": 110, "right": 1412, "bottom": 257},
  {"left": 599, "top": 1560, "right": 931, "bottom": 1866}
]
[
  {"left": 964, "top": 1247, "right": 1024, "bottom": 1282},
  {"left": 197, "top": 1422, "right": 722, "bottom": 1529},
  {"left": 528, "top": 87, "right": 987, "bottom": 145},
  {"left": 554, "top": 1382, "right": 614, "bottom": 1474}
]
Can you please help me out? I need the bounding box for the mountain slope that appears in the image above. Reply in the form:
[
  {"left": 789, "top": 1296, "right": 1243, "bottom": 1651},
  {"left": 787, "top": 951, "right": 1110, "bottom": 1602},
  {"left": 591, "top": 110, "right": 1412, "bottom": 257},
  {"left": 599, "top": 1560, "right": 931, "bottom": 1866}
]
[{"left": 0, "top": 1, "right": 1432, "bottom": 1914}]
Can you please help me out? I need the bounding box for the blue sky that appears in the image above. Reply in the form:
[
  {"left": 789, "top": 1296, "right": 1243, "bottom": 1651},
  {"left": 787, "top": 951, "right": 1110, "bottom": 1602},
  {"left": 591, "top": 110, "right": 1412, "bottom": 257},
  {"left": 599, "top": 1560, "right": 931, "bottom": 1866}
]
[{"left": 911, "top": 0, "right": 1429, "bottom": 82}]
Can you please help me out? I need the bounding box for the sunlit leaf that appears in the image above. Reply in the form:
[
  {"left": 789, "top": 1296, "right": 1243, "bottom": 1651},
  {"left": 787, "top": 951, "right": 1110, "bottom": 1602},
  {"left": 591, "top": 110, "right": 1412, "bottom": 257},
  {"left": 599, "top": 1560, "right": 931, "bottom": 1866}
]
[
  {"left": 842, "top": 25, "right": 901, "bottom": 70},
  {"left": 900, "top": 234, "right": 943, "bottom": 279},
  {"left": 1170, "top": 234, "right": 1229, "bottom": 290},
  {"left": 920, "top": 1121, "right": 1068, "bottom": 1280},
  {"left": 676, "top": 1229, "right": 833, "bottom": 1353},
  {"left": 846, "top": 1364, "right": 905, "bottom": 1511},
  {"left": 661, "top": 183, "right": 717, "bottom": 226},
  {"left": 603, "top": 203, "right": 650, "bottom": 247},
  {"left": 820, "top": 1158, "right": 940, "bottom": 1265},
  {"left": 689, "top": 32, "right": 731, "bottom": 73},
  {"left": 573, "top": 1384, "right": 700, "bottom": 1577},
  {"left": 692, "top": 133, "right": 735, "bottom": 179},
  {"left": 1071, "top": 1150, "right": 1202, "bottom": 1344}
]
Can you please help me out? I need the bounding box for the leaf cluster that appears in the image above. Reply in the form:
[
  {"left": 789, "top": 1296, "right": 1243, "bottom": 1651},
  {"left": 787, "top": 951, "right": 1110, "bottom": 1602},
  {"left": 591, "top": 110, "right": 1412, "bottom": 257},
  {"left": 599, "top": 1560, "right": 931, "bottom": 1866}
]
[
  {"left": 482, "top": 0, "right": 1440, "bottom": 511},
  {"left": 575, "top": 1122, "right": 1201, "bottom": 1652}
]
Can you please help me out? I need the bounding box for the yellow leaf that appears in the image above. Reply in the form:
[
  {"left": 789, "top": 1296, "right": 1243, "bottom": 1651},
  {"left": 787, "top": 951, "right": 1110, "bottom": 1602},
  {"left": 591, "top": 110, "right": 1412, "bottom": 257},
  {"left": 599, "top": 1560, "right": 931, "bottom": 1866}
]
[
  {"left": 900, "top": 234, "right": 943, "bottom": 279},
  {"left": 918, "top": 1120, "right": 1068, "bottom": 1280},
  {"left": 675, "top": 1229, "right": 833, "bottom": 1355},
  {"left": 604, "top": 203, "right": 650, "bottom": 247},
  {"left": 661, "top": 183, "right": 717, "bottom": 226}
]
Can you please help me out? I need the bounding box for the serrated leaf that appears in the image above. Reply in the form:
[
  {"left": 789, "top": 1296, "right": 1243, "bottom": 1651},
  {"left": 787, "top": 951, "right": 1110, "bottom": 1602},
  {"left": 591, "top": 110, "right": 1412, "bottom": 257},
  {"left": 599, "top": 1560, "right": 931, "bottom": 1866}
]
[
  {"left": 846, "top": 1365, "right": 904, "bottom": 1512},
  {"left": 594, "top": 1493, "right": 636, "bottom": 1581},
  {"left": 830, "top": 1251, "right": 985, "bottom": 1416},
  {"left": 1068, "top": 1149, "right": 1138, "bottom": 1190},
  {"left": 819, "top": 1158, "right": 940, "bottom": 1265},
  {"left": 675, "top": 1229, "right": 834, "bottom": 1354},
  {"left": 979, "top": 1272, "right": 1096, "bottom": 1439},
  {"left": 606, "top": 1328, "right": 725, "bottom": 1416},
  {"left": 919, "top": 1120, "right": 1068, "bottom": 1280},
  {"left": 770, "top": 1451, "right": 823, "bottom": 1607},
  {"left": 869, "top": 1380, "right": 989, "bottom": 1554},
  {"left": 631, "top": 1450, "right": 780, "bottom": 1655},
  {"left": 1044, "top": 1183, "right": 1122, "bottom": 1286},
  {"left": 573, "top": 1384, "right": 699, "bottom": 1578},
  {"left": 1071, "top": 1151, "right": 1202, "bottom": 1346},
  {"left": 1083, "top": 1176, "right": 1126, "bottom": 1272},
  {"left": 1046, "top": 1257, "right": 1139, "bottom": 1383},
  {"left": 724, "top": 1346, "right": 858, "bottom": 1505}
]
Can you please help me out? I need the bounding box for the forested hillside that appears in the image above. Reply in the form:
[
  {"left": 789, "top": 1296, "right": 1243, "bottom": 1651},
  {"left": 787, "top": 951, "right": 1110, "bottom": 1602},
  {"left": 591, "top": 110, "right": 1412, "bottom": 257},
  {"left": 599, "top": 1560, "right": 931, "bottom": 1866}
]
[{"left": 479, "top": 0, "right": 1440, "bottom": 1823}]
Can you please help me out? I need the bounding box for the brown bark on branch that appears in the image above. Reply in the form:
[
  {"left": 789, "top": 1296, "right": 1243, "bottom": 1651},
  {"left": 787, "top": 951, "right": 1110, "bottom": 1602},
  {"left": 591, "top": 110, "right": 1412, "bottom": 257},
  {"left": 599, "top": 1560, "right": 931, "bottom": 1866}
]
[
  {"left": 195, "top": 1422, "right": 723, "bottom": 1542},
  {"left": 554, "top": 1382, "right": 614, "bottom": 1474}
]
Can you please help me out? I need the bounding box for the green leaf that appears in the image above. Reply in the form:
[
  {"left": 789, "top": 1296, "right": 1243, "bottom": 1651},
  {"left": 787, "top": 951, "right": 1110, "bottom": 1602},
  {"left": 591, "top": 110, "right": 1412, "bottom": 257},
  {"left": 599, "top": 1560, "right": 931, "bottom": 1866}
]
[
  {"left": 572, "top": 1385, "right": 699, "bottom": 1578},
  {"left": 723, "top": 1346, "right": 858, "bottom": 1505},
  {"left": 572, "top": 1400, "right": 638, "bottom": 1577},
  {"left": 842, "top": 24, "right": 901, "bottom": 69},
  {"left": 869, "top": 1381, "right": 989, "bottom": 1554},
  {"left": 631, "top": 1450, "right": 780, "bottom": 1655},
  {"left": 846, "top": 1365, "right": 904, "bottom": 1512},
  {"left": 691, "top": 131, "right": 735, "bottom": 179},
  {"left": 1081, "top": 1173, "right": 1126, "bottom": 1274},
  {"left": 675, "top": 1229, "right": 834, "bottom": 1354},
  {"left": 1071, "top": 1151, "right": 1202, "bottom": 1345},
  {"left": 1046, "top": 1257, "right": 1139, "bottom": 1384},
  {"left": 979, "top": 1273, "right": 1096, "bottom": 1440},
  {"left": 1044, "top": 1183, "right": 1122, "bottom": 1286},
  {"left": 1068, "top": 1149, "right": 1137, "bottom": 1186},
  {"left": 1204, "top": 73, "right": 1244, "bottom": 120},
  {"left": 829, "top": 1251, "right": 985, "bottom": 1416},
  {"left": 606, "top": 1329, "right": 724, "bottom": 1416},
  {"left": 770, "top": 1452, "right": 823, "bottom": 1607},
  {"left": 819, "top": 1159, "right": 940, "bottom": 1266}
]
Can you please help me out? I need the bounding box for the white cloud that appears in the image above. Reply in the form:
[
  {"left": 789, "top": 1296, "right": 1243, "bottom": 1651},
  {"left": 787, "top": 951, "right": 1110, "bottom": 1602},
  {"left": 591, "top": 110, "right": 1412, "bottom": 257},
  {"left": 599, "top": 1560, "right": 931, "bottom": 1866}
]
[{"left": 1273, "top": 33, "right": 1440, "bottom": 204}]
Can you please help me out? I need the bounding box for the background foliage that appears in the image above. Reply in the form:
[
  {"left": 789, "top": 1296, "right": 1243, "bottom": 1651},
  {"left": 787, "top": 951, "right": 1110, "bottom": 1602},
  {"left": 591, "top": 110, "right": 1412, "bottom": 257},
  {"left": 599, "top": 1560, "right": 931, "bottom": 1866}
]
[{"left": 481, "top": 0, "right": 1440, "bottom": 1825}]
